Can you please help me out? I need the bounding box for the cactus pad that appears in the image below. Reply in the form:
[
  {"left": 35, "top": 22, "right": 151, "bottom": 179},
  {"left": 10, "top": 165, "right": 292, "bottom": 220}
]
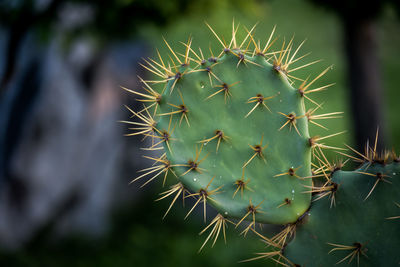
[
  {"left": 122, "top": 23, "right": 341, "bottom": 226},
  {"left": 284, "top": 160, "right": 400, "bottom": 266}
]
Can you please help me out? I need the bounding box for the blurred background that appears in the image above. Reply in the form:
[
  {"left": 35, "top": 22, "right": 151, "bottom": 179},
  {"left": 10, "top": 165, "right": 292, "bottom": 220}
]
[{"left": 0, "top": 0, "right": 399, "bottom": 266}]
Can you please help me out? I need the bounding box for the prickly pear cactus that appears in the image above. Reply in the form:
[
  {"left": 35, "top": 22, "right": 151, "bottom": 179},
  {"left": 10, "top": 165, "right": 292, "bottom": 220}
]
[
  {"left": 283, "top": 153, "right": 400, "bottom": 266},
  {"left": 244, "top": 142, "right": 400, "bottom": 266},
  {"left": 122, "top": 22, "right": 400, "bottom": 265},
  {"left": 123, "top": 23, "right": 339, "bottom": 228}
]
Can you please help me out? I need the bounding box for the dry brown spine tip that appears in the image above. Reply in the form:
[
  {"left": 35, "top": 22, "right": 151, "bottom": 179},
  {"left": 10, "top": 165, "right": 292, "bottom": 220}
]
[
  {"left": 285, "top": 198, "right": 291, "bottom": 204},
  {"left": 247, "top": 205, "right": 256, "bottom": 213},
  {"left": 308, "top": 136, "right": 319, "bottom": 147},
  {"left": 199, "top": 188, "right": 208, "bottom": 197},
  {"left": 162, "top": 131, "right": 170, "bottom": 140},
  {"left": 188, "top": 160, "right": 198, "bottom": 170},
  {"left": 273, "top": 63, "right": 288, "bottom": 75},
  {"left": 308, "top": 137, "right": 316, "bottom": 147},
  {"left": 254, "top": 145, "right": 262, "bottom": 154},
  {"left": 236, "top": 180, "right": 245, "bottom": 186},
  {"left": 331, "top": 182, "right": 339, "bottom": 192},
  {"left": 175, "top": 72, "right": 182, "bottom": 80},
  {"left": 179, "top": 105, "right": 187, "bottom": 113}
]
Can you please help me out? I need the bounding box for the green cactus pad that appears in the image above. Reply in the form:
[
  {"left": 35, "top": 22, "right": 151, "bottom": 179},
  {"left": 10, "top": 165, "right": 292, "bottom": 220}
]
[
  {"left": 284, "top": 162, "right": 400, "bottom": 266},
  {"left": 125, "top": 24, "right": 335, "bottom": 226}
]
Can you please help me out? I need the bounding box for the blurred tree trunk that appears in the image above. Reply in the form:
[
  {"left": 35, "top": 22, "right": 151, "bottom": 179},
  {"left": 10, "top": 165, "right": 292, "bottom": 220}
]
[
  {"left": 309, "top": 0, "right": 390, "bottom": 151},
  {"left": 344, "top": 17, "right": 385, "bottom": 151}
]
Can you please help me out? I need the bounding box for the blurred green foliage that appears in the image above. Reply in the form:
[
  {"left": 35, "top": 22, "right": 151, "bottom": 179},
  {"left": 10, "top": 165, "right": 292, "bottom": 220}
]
[{"left": 0, "top": 0, "right": 257, "bottom": 42}]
